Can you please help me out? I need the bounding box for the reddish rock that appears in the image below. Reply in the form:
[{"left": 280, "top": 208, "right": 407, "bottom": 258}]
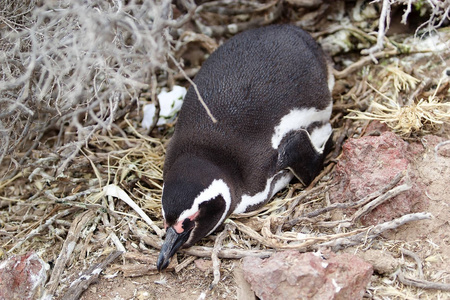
[
  {"left": 0, "top": 252, "right": 49, "bottom": 300},
  {"left": 242, "top": 251, "right": 372, "bottom": 300},
  {"left": 194, "top": 258, "right": 213, "bottom": 273},
  {"left": 330, "top": 131, "right": 425, "bottom": 225},
  {"left": 363, "top": 120, "right": 390, "bottom": 135}
]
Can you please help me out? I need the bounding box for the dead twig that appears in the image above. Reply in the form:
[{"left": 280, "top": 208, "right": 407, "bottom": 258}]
[
  {"left": 351, "top": 182, "right": 412, "bottom": 222},
  {"left": 210, "top": 223, "right": 234, "bottom": 289},
  {"left": 44, "top": 187, "right": 101, "bottom": 203},
  {"left": 148, "top": 74, "right": 161, "bottom": 135},
  {"left": 361, "top": 0, "right": 391, "bottom": 61},
  {"left": 401, "top": 248, "right": 424, "bottom": 279},
  {"left": 284, "top": 182, "right": 333, "bottom": 220},
  {"left": 62, "top": 250, "right": 123, "bottom": 300},
  {"left": 333, "top": 49, "right": 398, "bottom": 79},
  {"left": 235, "top": 218, "right": 368, "bottom": 250},
  {"left": 6, "top": 207, "right": 78, "bottom": 253},
  {"left": 117, "top": 251, "right": 177, "bottom": 276},
  {"left": 103, "top": 184, "right": 163, "bottom": 237},
  {"left": 182, "top": 245, "right": 273, "bottom": 260},
  {"left": 288, "top": 172, "right": 406, "bottom": 227},
  {"left": 194, "top": 0, "right": 282, "bottom": 37},
  {"left": 175, "top": 256, "right": 196, "bottom": 273},
  {"left": 168, "top": 53, "right": 217, "bottom": 123},
  {"left": 102, "top": 194, "right": 126, "bottom": 253},
  {"left": 397, "top": 270, "right": 450, "bottom": 292},
  {"left": 44, "top": 210, "right": 95, "bottom": 298},
  {"left": 130, "top": 224, "right": 161, "bottom": 250},
  {"left": 321, "top": 213, "right": 433, "bottom": 250}
]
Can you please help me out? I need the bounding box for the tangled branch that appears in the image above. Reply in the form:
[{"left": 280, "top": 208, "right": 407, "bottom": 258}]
[{"left": 0, "top": 0, "right": 177, "bottom": 175}]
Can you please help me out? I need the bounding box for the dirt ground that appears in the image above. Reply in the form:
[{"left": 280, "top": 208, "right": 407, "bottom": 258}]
[{"left": 79, "top": 260, "right": 239, "bottom": 300}]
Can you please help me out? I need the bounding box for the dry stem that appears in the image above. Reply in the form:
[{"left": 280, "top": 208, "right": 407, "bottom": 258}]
[
  {"left": 62, "top": 250, "right": 123, "bottom": 300},
  {"left": 396, "top": 270, "right": 450, "bottom": 292},
  {"left": 44, "top": 210, "right": 95, "bottom": 298}
]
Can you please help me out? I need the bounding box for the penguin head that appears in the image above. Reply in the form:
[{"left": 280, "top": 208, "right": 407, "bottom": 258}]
[{"left": 157, "top": 157, "right": 232, "bottom": 271}]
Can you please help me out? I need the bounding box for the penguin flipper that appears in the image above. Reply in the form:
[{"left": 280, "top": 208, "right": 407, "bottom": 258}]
[{"left": 277, "top": 129, "right": 331, "bottom": 186}]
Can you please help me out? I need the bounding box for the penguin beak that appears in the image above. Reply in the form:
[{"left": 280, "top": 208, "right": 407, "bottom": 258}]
[{"left": 157, "top": 226, "right": 191, "bottom": 271}]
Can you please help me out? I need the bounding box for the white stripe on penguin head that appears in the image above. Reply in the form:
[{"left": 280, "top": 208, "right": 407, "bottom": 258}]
[{"left": 178, "top": 179, "right": 231, "bottom": 236}]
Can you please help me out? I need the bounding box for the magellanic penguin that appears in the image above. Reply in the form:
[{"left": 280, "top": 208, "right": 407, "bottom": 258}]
[{"left": 157, "top": 24, "right": 334, "bottom": 271}]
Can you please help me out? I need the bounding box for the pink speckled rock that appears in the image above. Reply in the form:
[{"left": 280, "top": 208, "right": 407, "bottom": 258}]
[
  {"left": 242, "top": 251, "right": 372, "bottom": 300},
  {"left": 0, "top": 252, "right": 48, "bottom": 300},
  {"left": 330, "top": 130, "right": 425, "bottom": 225}
]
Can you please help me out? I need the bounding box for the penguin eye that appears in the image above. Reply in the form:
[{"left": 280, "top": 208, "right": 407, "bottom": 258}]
[{"left": 182, "top": 218, "right": 195, "bottom": 231}]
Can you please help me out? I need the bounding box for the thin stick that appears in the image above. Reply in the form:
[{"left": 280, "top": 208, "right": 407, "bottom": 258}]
[
  {"left": 235, "top": 219, "right": 367, "bottom": 250},
  {"left": 168, "top": 53, "right": 217, "bottom": 123},
  {"left": 175, "top": 256, "right": 196, "bottom": 273},
  {"left": 284, "top": 183, "right": 332, "bottom": 220},
  {"left": 135, "top": 221, "right": 273, "bottom": 260},
  {"left": 363, "top": 212, "right": 432, "bottom": 238},
  {"left": 351, "top": 182, "right": 412, "bottom": 222},
  {"left": 130, "top": 224, "right": 162, "bottom": 250},
  {"left": 182, "top": 247, "right": 273, "bottom": 259},
  {"left": 361, "top": 0, "right": 391, "bottom": 61},
  {"left": 194, "top": 0, "right": 281, "bottom": 37},
  {"left": 401, "top": 248, "right": 424, "bottom": 279},
  {"left": 43, "top": 210, "right": 95, "bottom": 298},
  {"left": 44, "top": 187, "right": 101, "bottom": 203},
  {"left": 288, "top": 172, "right": 405, "bottom": 227},
  {"left": 333, "top": 49, "right": 398, "bottom": 79},
  {"left": 397, "top": 271, "right": 450, "bottom": 291},
  {"left": 320, "top": 212, "right": 433, "bottom": 250},
  {"left": 210, "top": 225, "right": 231, "bottom": 289},
  {"left": 6, "top": 208, "right": 77, "bottom": 253},
  {"left": 148, "top": 73, "right": 161, "bottom": 134},
  {"left": 62, "top": 250, "right": 123, "bottom": 300}
]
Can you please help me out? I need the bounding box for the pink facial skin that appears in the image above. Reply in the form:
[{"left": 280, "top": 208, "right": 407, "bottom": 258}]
[{"left": 172, "top": 211, "right": 199, "bottom": 233}]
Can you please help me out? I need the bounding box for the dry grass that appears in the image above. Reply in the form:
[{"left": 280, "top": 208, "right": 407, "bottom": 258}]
[{"left": 347, "top": 66, "right": 450, "bottom": 136}]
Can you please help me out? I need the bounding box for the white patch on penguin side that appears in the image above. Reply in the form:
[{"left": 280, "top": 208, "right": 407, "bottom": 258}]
[
  {"left": 310, "top": 123, "right": 332, "bottom": 153},
  {"left": 161, "top": 184, "right": 166, "bottom": 220},
  {"left": 234, "top": 171, "right": 292, "bottom": 214},
  {"left": 177, "top": 179, "right": 231, "bottom": 235},
  {"left": 271, "top": 172, "right": 294, "bottom": 199},
  {"left": 271, "top": 102, "right": 332, "bottom": 150}
]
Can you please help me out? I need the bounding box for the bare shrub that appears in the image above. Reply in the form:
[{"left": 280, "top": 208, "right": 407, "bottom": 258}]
[{"left": 0, "top": 0, "right": 178, "bottom": 176}]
